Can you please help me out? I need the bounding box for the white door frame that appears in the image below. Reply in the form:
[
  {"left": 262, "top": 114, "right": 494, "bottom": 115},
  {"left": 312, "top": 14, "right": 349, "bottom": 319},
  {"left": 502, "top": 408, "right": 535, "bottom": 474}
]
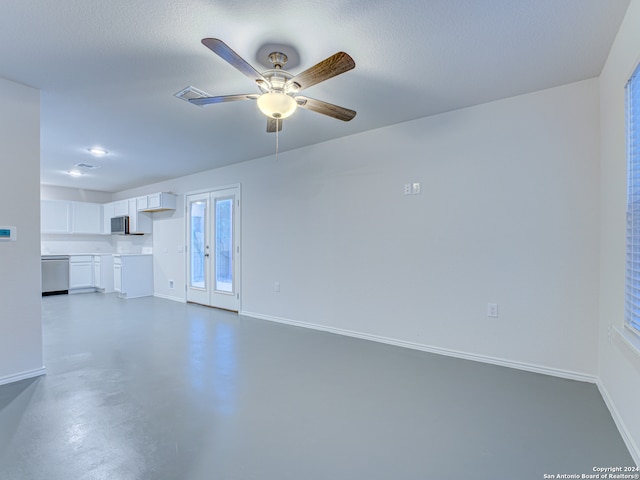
[{"left": 184, "top": 184, "right": 241, "bottom": 312}]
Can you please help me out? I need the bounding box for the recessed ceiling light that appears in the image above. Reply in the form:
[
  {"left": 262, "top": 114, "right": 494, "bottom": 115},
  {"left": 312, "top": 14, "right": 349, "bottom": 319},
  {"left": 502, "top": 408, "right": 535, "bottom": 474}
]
[
  {"left": 68, "top": 170, "right": 83, "bottom": 177},
  {"left": 88, "top": 147, "right": 108, "bottom": 157}
]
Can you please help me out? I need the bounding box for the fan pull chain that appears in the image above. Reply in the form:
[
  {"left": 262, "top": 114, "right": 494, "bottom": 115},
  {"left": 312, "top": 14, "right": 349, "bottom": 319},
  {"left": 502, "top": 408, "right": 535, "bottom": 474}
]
[{"left": 275, "top": 119, "right": 279, "bottom": 161}]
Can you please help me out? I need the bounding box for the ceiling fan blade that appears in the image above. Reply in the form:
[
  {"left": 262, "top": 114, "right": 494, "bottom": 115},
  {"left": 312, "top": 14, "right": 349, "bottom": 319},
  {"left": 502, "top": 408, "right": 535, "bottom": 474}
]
[
  {"left": 295, "top": 96, "right": 356, "bottom": 122},
  {"left": 201, "top": 38, "right": 268, "bottom": 87},
  {"left": 189, "top": 94, "right": 258, "bottom": 107},
  {"left": 266, "top": 118, "right": 282, "bottom": 133},
  {"left": 287, "top": 52, "right": 355, "bottom": 92}
]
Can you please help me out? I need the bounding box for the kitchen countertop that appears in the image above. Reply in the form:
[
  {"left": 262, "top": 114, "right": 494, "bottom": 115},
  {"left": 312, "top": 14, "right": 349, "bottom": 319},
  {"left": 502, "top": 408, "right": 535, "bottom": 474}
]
[{"left": 41, "top": 253, "right": 152, "bottom": 257}]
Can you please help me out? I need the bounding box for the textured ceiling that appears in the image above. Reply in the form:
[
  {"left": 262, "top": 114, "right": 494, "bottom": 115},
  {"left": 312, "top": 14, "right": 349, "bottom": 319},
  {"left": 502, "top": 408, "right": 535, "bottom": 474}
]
[{"left": 0, "top": 0, "right": 631, "bottom": 192}]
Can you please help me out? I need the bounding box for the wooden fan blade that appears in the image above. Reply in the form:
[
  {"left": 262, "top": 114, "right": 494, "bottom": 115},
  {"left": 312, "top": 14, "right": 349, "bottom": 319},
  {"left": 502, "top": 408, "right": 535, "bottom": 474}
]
[
  {"left": 295, "top": 96, "right": 356, "bottom": 121},
  {"left": 266, "top": 117, "right": 282, "bottom": 133},
  {"left": 287, "top": 52, "right": 355, "bottom": 92},
  {"left": 189, "top": 94, "right": 258, "bottom": 107},
  {"left": 202, "top": 38, "right": 268, "bottom": 86}
]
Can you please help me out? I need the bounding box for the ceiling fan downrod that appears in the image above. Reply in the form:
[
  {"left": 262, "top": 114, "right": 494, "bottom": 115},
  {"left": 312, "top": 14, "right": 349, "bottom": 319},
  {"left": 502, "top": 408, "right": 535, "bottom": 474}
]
[{"left": 268, "top": 52, "right": 288, "bottom": 69}]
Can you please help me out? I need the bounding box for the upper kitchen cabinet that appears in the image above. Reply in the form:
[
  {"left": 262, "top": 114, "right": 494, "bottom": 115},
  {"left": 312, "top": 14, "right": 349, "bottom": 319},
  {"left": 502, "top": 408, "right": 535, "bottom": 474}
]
[
  {"left": 42, "top": 195, "right": 166, "bottom": 236},
  {"left": 41, "top": 200, "right": 71, "bottom": 233},
  {"left": 102, "top": 198, "right": 152, "bottom": 234},
  {"left": 114, "top": 200, "right": 129, "bottom": 217},
  {"left": 138, "top": 193, "right": 176, "bottom": 212},
  {"left": 41, "top": 200, "right": 102, "bottom": 234},
  {"left": 102, "top": 202, "right": 115, "bottom": 235},
  {"left": 128, "top": 198, "right": 152, "bottom": 234},
  {"left": 71, "top": 202, "right": 102, "bottom": 234}
]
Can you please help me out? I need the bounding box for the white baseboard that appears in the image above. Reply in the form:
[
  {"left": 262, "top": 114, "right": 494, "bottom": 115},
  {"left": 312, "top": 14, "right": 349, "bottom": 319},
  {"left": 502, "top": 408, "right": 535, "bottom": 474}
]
[
  {"left": 0, "top": 367, "right": 46, "bottom": 387},
  {"left": 69, "top": 287, "right": 96, "bottom": 294},
  {"left": 597, "top": 380, "right": 640, "bottom": 467},
  {"left": 240, "top": 311, "right": 597, "bottom": 384},
  {"left": 154, "top": 292, "right": 186, "bottom": 303}
]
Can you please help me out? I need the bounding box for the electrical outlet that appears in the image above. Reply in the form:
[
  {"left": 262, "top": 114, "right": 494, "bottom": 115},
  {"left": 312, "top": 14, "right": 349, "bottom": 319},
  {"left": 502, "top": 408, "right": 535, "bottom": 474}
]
[
  {"left": 169, "top": 280, "right": 174, "bottom": 289},
  {"left": 404, "top": 184, "right": 412, "bottom": 195},
  {"left": 487, "top": 303, "right": 498, "bottom": 318},
  {"left": 275, "top": 282, "right": 280, "bottom": 293}
]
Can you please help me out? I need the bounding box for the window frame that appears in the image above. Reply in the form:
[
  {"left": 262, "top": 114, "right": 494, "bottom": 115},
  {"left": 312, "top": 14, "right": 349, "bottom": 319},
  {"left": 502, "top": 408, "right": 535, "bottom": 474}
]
[{"left": 625, "top": 61, "right": 640, "bottom": 337}]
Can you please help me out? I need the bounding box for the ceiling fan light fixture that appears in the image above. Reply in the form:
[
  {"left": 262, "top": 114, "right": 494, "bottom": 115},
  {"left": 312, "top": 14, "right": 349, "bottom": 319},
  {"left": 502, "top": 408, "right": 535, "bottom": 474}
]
[{"left": 257, "top": 92, "right": 297, "bottom": 119}]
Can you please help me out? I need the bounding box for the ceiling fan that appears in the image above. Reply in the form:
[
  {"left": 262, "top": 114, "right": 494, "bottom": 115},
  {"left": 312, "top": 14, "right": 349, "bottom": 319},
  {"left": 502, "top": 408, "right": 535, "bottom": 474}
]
[{"left": 184, "top": 38, "right": 357, "bottom": 132}]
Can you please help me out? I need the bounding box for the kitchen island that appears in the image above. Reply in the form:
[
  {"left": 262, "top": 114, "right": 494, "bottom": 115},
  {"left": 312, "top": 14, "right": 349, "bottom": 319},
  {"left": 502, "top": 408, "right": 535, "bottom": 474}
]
[{"left": 113, "top": 254, "right": 153, "bottom": 299}]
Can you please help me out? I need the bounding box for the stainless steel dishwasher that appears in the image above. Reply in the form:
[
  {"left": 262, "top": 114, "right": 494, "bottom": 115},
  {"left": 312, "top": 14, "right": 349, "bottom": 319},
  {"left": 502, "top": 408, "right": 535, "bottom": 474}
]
[{"left": 41, "top": 255, "right": 70, "bottom": 295}]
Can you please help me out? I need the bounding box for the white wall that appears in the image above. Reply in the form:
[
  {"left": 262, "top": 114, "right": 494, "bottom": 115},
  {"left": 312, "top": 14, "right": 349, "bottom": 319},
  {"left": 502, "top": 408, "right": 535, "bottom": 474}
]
[
  {"left": 0, "top": 77, "right": 44, "bottom": 384},
  {"left": 119, "top": 78, "right": 601, "bottom": 380},
  {"left": 41, "top": 185, "right": 113, "bottom": 203},
  {"left": 40, "top": 234, "right": 114, "bottom": 255},
  {"left": 598, "top": 0, "right": 640, "bottom": 465}
]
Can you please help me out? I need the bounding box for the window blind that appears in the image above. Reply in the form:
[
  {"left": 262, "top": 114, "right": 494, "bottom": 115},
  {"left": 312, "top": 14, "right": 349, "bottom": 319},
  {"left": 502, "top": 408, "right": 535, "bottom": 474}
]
[{"left": 625, "top": 63, "right": 640, "bottom": 335}]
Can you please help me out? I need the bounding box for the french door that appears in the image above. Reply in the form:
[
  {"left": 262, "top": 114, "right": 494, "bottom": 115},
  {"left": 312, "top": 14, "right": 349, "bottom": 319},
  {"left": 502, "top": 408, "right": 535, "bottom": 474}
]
[{"left": 186, "top": 187, "right": 240, "bottom": 311}]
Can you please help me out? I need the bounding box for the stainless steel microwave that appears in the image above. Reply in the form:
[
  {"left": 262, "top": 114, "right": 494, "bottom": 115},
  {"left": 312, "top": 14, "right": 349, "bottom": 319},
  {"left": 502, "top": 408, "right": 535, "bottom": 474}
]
[{"left": 110, "top": 215, "right": 129, "bottom": 235}]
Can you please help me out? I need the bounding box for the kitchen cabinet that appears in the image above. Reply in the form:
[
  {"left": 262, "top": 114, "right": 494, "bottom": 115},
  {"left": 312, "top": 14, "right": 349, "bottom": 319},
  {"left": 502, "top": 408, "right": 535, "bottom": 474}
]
[
  {"left": 113, "top": 260, "right": 122, "bottom": 292},
  {"left": 102, "top": 202, "right": 115, "bottom": 234},
  {"left": 41, "top": 200, "right": 71, "bottom": 233},
  {"left": 71, "top": 202, "right": 102, "bottom": 234},
  {"left": 129, "top": 198, "right": 152, "bottom": 234},
  {"left": 109, "top": 198, "right": 152, "bottom": 234},
  {"left": 114, "top": 200, "right": 129, "bottom": 217},
  {"left": 41, "top": 200, "right": 102, "bottom": 234},
  {"left": 93, "top": 254, "right": 114, "bottom": 292},
  {"left": 113, "top": 254, "right": 153, "bottom": 299},
  {"left": 138, "top": 192, "right": 176, "bottom": 212},
  {"left": 42, "top": 196, "right": 157, "bottom": 236},
  {"left": 69, "top": 255, "right": 94, "bottom": 292},
  {"left": 93, "top": 258, "right": 99, "bottom": 287},
  {"left": 137, "top": 195, "right": 148, "bottom": 211}
]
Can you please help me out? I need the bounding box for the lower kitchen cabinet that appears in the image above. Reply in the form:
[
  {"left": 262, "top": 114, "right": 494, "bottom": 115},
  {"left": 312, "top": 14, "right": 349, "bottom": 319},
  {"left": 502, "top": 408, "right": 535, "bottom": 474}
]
[
  {"left": 114, "top": 261, "right": 122, "bottom": 292},
  {"left": 93, "top": 254, "right": 114, "bottom": 293},
  {"left": 69, "top": 255, "right": 94, "bottom": 293},
  {"left": 113, "top": 254, "right": 153, "bottom": 299}
]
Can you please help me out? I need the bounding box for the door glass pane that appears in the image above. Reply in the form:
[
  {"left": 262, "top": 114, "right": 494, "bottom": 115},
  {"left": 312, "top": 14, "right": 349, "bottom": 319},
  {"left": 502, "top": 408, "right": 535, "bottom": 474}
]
[
  {"left": 190, "top": 201, "right": 206, "bottom": 289},
  {"left": 215, "top": 197, "right": 233, "bottom": 293}
]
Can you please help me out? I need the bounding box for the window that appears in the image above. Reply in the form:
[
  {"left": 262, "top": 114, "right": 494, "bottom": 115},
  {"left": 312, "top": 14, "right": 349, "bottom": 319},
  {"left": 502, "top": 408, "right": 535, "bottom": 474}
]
[{"left": 625, "top": 62, "right": 640, "bottom": 335}]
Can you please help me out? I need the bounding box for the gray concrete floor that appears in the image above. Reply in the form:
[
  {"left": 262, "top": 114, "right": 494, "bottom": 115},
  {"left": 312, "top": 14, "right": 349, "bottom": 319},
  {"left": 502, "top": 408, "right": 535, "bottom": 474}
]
[{"left": 0, "top": 293, "right": 634, "bottom": 479}]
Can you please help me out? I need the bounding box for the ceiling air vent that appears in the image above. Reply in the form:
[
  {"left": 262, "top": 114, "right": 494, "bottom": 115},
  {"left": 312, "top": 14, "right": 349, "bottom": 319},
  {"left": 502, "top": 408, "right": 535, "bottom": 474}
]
[
  {"left": 174, "top": 86, "right": 211, "bottom": 106},
  {"left": 75, "top": 163, "right": 100, "bottom": 169}
]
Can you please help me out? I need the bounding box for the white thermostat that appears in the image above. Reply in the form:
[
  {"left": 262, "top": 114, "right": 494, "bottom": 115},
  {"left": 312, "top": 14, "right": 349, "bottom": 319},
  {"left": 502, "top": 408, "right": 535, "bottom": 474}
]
[{"left": 0, "top": 226, "right": 16, "bottom": 241}]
